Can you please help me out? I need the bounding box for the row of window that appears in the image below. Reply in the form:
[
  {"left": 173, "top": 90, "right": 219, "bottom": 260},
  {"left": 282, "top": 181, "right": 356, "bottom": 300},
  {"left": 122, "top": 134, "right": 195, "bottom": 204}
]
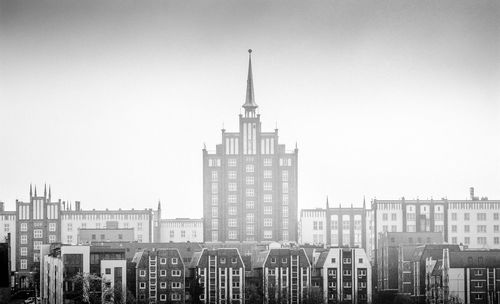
[
  {"left": 450, "top": 225, "right": 499, "bottom": 233},
  {"left": 450, "top": 236, "right": 500, "bottom": 245},
  {"left": 209, "top": 158, "right": 293, "bottom": 167},
  {"left": 168, "top": 230, "right": 198, "bottom": 238},
  {"left": 139, "top": 269, "right": 181, "bottom": 277}
]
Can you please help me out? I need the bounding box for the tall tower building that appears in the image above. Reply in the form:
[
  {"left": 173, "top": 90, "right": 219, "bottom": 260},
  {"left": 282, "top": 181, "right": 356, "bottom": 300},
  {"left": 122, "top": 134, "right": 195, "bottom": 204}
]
[{"left": 203, "top": 50, "right": 298, "bottom": 243}]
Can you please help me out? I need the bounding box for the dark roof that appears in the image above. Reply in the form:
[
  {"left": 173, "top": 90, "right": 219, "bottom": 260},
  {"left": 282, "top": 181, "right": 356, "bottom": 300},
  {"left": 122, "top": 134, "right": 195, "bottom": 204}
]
[
  {"left": 411, "top": 244, "right": 462, "bottom": 262},
  {"left": 315, "top": 251, "right": 329, "bottom": 268},
  {"left": 431, "top": 260, "right": 443, "bottom": 276},
  {"left": 450, "top": 250, "right": 500, "bottom": 268}
]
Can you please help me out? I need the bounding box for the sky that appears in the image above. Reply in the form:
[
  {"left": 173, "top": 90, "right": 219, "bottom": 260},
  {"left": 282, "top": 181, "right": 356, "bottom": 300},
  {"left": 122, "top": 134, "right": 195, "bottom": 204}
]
[{"left": 1, "top": 0, "right": 499, "bottom": 217}]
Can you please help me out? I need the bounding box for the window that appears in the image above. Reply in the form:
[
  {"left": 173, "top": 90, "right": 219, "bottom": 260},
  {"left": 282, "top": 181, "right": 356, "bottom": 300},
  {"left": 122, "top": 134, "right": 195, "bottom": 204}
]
[
  {"left": 343, "top": 258, "right": 351, "bottom": 264},
  {"left": 33, "top": 241, "right": 42, "bottom": 250},
  {"left": 464, "top": 213, "right": 470, "bottom": 221},
  {"left": 211, "top": 231, "right": 218, "bottom": 241},
  {"left": 246, "top": 176, "right": 254, "bottom": 185},
  {"left": 171, "top": 293, "right": 181, "bottom": 301},
  {"left": 139, "top": 282, "right": 146, "bottom": 289},
  {"left": 160, "top": 258, "right": 167, "bottom": 264},
  {"left": 359, "top": 258, "right": 363, "bottom": 264},
  {"left": 246, "top": 225, "right": 254, "bottom": 235},
  {"left": 383, "top": 214, "right": 388, "bottom": 221},
  {"left": 464, "top": 225, "right": 470, "bottom": 233},
  {"left": 359, "top": 282, "right": 367, "bottom": 288},
  {"left": 172, "top": 258, "right": 178, "bottom": 264},
  {"left": 477, "top": 225, "right": 487, "bottom": 233},
  {"left": 391, "top": 225, "right": 397, "bottom": 232},
  {"left": 452, "top": 237, "right": 457, "bottom": 244},
  {"left": 264, "top": 170, "right": 272, "bottom": 179},
  {"left": 170, "top": 230, "right": 175, "bottom": 238},
  {"left": 477, "top": 213, "right": 487, "bottom": 221},
  {"left": 49, "top": 235, "right": 56, "bottom": 243},
  {"left": 21, "top": 223, "right": 27, "bottom": 232},
  {"left": 246, "top": 200, "right": 254, "bottom": 209},
  {"left": 246, "top": 188, "right": 255, "bottom": 197},
  {"left": 229, "top": 230, "right": 237, "bottom": 240},
  {"left": 49, "top": 223, "right": 56, "bottom": 232},
  {"left": 263, "top": 158, "right": 272, "bottom": 166},
  {"left": 232, "top": 282, "right": 240, "bottom": 287},
  {"left": 451, "top": 225, "right": 457, "bottom": 233},
  {"left": 474, "top": 269, "right": 483, "bottom": 276},
  {"left": 494, "top": 237, "right": 499, "bottom": 244},
  {"left": 331, "top": 258, "right": 336, "bottom": 263},
  {"left": 160, "top": 282, "right": 167, "bottom": 289},
  {"left": 172, "top": 270, "right": 181, "bottom": 276},
  {"left": 264, "top": 206, "right": 272, "bottom": 215},
  {"left": 228, "top": 159, "right": 237, "bottom": 167},
  {"left": 264, "top": 230, "right": 272, "bottom": 239},
  {"left": 67, "top": 223, "right": 72, "bottom": 231},
  {"left": 477, "top": 237, "right": 487, "bottom": 245},
  {"left": 139, "top": 270, "right": 146, "bottom": 277},
  {"left": 263, "top": 182, "right": 272, "bottom": 191},
  {"left": 20, "top": 259, "right": 27, "bottom": 270},
  {"left": 181, "top": 230, "right": 186, "bottom": 237},
  {"left": 228, "top": 219, "right": 237, "bottom": 227},
  {"left": 495, "top": 213, "right": 499, "bottom": 220},
  {"left": 137, "top": 223, "right": 142, "bottom": 231},
  {"left": 391, "top": 213, "right": 397, "bottom": 221},
  {"left": 281, "top": 170, "right": 288, "bottom": 181},
  {"left": 282, "top": 194, "right": 289, "bottom": 205},
  {"left": 228, "top": 183, "right": 237, "bottom": 191},
  {"left": 246, "top": 164, "right": 254, "bottom": 173},
  {"left": 211, "top": 171, "right": 218, "bottom": 181},
  {"left": 20, "top": 247, "right": 27, "bottom": 256},
  {"left": 172, "top": 282, "right": 181, "bottom": 289},
  {"left": 281, "top": 258, "right": 287, "bottom": 263},
  {"left": 232, "top": 269, "right": 240, "bottom": 275},
  {"left": 264, "top": 218, "right": 273, "bottom": 227},
  {"left": 464, "top": 237, "right": 470, "bottom": 244},
  {"left": 105, "top": 268, "right": 111, "bottom": 275},
  {"left": 34, "top": 229, "right": 43, "bottom": 238},
  {"left": 343, "top": 270, "right": 351, "bottom": 276},
  {"left": 211, "top": 219, "right": 218, "bottom": 230},
  {"left": 494, "top": 225, "right": 499, "bottom": 233},
  {"left": 232, "top": 294, "right": 240, "bottom": 300},
  {"left": 282, "top": 182, "right": 289, "bottom": 194},
  {"left": 451, "top": 213, "right": 457, "bottom": 221},
  {"left": 227, "top": 171, "right": 236, "bottom": 179},
  {"left": 264, "top": 194, "right": 272, "bottom": 203}
]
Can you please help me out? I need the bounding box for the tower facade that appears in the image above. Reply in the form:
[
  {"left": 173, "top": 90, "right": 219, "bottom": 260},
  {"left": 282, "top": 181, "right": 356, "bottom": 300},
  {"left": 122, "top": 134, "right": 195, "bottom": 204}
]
[{"left": 203, "top": 50, "right": 298, "bottom": 243}]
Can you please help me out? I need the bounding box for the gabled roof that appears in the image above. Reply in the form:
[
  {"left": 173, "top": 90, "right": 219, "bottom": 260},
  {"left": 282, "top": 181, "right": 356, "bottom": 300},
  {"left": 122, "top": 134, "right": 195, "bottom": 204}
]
[
  {"left": 189, "top": 249, "right": 204, "bottom": 268},
  {"left": 314, "top": 251, "right": 330, "bottom": 268},
  {"left": 411, "top": 244, "right": 461, "bottom": 262},
  {"left": 131, "top": 251, "right": 144, "bottom": 266},
  {"left": 450, "top": 250, "right": 500, "bottom": 268}
]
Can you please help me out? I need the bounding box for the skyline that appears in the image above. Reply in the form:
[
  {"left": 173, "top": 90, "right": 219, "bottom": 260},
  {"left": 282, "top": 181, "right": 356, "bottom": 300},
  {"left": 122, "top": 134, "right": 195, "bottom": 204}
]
[{"left": 1, "top": 0, "right": 499, "bottom": 217}]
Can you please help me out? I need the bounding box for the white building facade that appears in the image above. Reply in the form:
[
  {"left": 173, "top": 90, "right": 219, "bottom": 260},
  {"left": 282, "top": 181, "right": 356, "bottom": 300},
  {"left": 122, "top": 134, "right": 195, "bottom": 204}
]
[{"left": 160, "top": 218, "right": 203, "bottom": 243}]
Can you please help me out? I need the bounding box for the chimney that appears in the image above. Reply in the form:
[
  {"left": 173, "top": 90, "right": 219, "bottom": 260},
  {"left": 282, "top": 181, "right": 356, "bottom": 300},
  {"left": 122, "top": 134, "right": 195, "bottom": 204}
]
[
  {"left": 75, "top": 201, "right": 81, "bottom": 211},
  {"left": 470, "top": 187, "right": 475, "bottom": 200}
]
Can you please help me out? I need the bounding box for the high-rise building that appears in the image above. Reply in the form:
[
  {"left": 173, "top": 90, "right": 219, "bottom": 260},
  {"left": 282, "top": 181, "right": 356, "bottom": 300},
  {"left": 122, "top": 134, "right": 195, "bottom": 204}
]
[{"left": 203, "top": 50, "right": 298, "bottom": 243}]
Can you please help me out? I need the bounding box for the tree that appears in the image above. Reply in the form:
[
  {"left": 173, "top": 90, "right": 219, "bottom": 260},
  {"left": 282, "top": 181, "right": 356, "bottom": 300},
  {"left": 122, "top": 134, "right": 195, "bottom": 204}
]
[
  {"left": 302, "top": 288, "right": 323, "bottom": 304},
  {"left": 71, "top": 273, "right": 103, "bottom": 304},
  {"left": 245, "top": 283, "right": 263, "bottom": 304},
  {"left": 187, "top": 272, "right": 204, "bottom": 304}
]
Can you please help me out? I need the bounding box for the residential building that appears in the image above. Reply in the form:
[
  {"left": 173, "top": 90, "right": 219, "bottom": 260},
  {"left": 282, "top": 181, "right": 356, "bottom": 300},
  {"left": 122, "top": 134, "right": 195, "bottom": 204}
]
[
  {"left": 40, "top": 244, "right": 90, "bottom": 304},
  {"left": 61, "top": 202, "right": 159, "bottom": 244},
  {"left": 101, "top": 259, "right": 127, "bottom": 303},
  {"left": 203, "top": 50, "right": 298, "bottom": 243},
  {"left": 409, "top": 244, "right": 461, "bottom": 303},
  {"left": 253, "top": 248, "right": 311, "bottom": 304},
  {"left": 0, "top": 234, "right": 11, "bottom": 302},
  {"left": 160, "top": 218, "right": 204, "bottom": 243},
  {"left": 313, "top": 247, "right": 372, "bottom": 304},
  {"left": 426, "top": 248, "right": 500, "bottom": 304},
  {"left": 16, "top": 184, "right": 61, "bottom": 288},
  {"left": 133, "top": 249, "right": 185, "bottom": 303},
  {"left": 0, "top": 201, "right": 16, "bottom": 272},
  {"left": 189, "top": 248, "right": 245, "bottom": 303},
  {"left": 299, "top": 198, "right": 372, "bottom": 258},
  {"left": 78, "top": 228, "right": 135, "bottom": 244},
  {"left": 376, "top": 232, "right": 443, "bottom": 292},
  {"left": 447, "top": 188, "right": 500, "bottom": 249}
]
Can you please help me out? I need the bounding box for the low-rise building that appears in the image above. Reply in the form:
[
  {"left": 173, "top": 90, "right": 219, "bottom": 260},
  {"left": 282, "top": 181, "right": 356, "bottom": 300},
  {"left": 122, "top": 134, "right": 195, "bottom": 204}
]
[
  {"left": 101, "top": 259, "right": 127, "bottom": 303},
  {"left": 78, "top": 228, "right": 135, "bottom": 244},
  {"left": 189, "top": 248, "right": 245, "bottom": 303},
  {"left": 426, "top": 249, "right": 500, "bottom": 304},
  {"left": 376, "top": 232, "right": 443, "bottom": 292},
  {"left": 40, "top": 244, "right": 90, "bottom": 304},
  {"left": 133, "top": 249, "right": 185, "bottom": 303},
  {"left": 0, "top": 202, "right": 16, "bottom": 273},
  {"left": 160, "top": 218, "right": 204, "bottom": 243},
  {"left": 313, "top": 247, "right": 372, "bottom": 303},
  {"left": 253, "top": 248, "right": 311, "bottom": 304}
]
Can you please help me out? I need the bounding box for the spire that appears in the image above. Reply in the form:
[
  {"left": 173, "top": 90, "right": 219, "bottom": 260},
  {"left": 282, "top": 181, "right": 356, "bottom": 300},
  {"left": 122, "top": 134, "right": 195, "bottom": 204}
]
[
  {"left": 326, "top": 196, "right": 329, "bottom": 209},
  {"left": 44, "top": 183, "right": 47, "bottom": 198},
  {"left": 157, "top": 200, "right": 161, "bottom": 211},
  {"left": 48, "top": 185, "right": 52, "bottom": 201},
  {"left": 34, "top": 186, "right": 37, "bottom": 197},
  {"left": 30, "top": 184, "right": 32, "bottom": 198},
  {"left": 242, "top": 49, "right": 258, "bottom": 113}
]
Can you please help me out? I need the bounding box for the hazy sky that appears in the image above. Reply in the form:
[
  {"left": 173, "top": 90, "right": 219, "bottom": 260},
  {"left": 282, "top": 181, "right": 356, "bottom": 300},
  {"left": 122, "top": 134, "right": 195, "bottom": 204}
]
[{"left": 1, "top": 0, "right": 499, "bottom": 217}]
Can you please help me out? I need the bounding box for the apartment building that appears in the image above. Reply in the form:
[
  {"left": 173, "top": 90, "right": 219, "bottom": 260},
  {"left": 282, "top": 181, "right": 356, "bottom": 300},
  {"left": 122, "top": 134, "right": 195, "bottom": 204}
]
[
  {"left": 313, "top": 247, "right": 372, "bottom": 304},
  {"left": 189, "top": 248, "right": 245, "bottom": 303},
  {"left": 203, "top": 50, "right": 298, "bottom": 243},
  {"left": 133, "top": 249, "right": 185, "bottom": 303},
  {"left": 426, "top": 248, "right": 500, "bottom": 304},
  {"left": 0, "top": 202, "right": 16, "bottom": 272},
  {"left": 78, "top": 228, "right": 135, "bottom": 244},
  {"left": 376, "top": 232, "right": 443, "bottom": 292},
  {"left": 160, "top": 218, "right": 204, "bottom": 243},
  {"left": 253, "top": 248, "right": 311, "bottom": 304},
  {"left": 299, "top": 198, "right": 372, "bottom": 258}
]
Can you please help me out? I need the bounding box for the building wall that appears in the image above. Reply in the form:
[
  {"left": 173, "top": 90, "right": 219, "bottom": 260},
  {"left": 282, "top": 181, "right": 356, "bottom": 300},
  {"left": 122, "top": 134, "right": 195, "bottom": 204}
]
[
  {"left": 0, "top": 211, "right": 16, "bottom": 272},
  {"left": 78, "top": 228, "right": 135, "bottom": 244},
  {"left": 447, "top": 200, "right": 500, "bottom": 249},
  {"left": 101, "top": 259, "right": 127, "bottom": 303},
  {"left": 160, "top": 218, "right": 203, "bottom": 243},
  {"left": 61, "top": 210, "right": 153, "bottom": 244},
  {"left": 299, "top": 209, "right": 325, "bottom": 245}
]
